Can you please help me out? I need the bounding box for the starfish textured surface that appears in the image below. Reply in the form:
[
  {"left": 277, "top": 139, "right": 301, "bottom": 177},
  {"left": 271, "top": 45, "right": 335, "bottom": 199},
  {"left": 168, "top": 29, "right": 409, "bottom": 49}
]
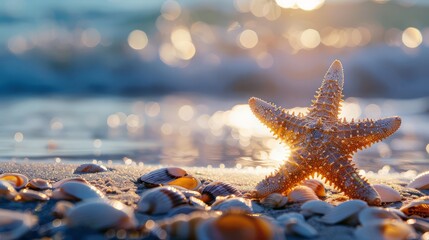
[{"left": 249, "top": 60, "right": 401, "bottom": 205}]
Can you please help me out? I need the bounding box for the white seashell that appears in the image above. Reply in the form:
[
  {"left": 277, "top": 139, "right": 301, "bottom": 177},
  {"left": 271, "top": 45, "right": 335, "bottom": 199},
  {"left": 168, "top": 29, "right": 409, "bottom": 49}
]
[
  {"left": 354, "top": 219, "right": 417, "bottom": 240},
  {"left": 17, "top": 189, "right": 49, "bottom": 201},
  {"left": 137, "top": 186, "right": 188, "bottom": 215},
  {"left": 167, "top": 175, "right": 201, "bottom": 190},
  {"left": 211, "top": 196, "right": 253, "bottom": 213},
  {"left": 0, "top": 209, "right": 38, "bottom": 240},
  {"left": 321, "top": 200, "right": 368, "bottom": 225},
  {"left": 284, "top": 218, "right": 318, "bottom": 238},
  {"left": 277, "top": 212, "right": 305, "bottom": 224},
  {"left": 260, "top": 193, "right": 288, "bottom": 209},
  {"left": 287, "top": 186, "right": 318, "bottom": 203},
  {"left": 74, "top": 163, "right": 108, "bottom": 174},
  {"left": 52, "top": 177, "right": 89, "bottom": 189},
  {"left": 189, "top": 196, "right": 209, "bottom": 209},
  {"left": 302, "top": 179, "right": 326, "bottom": 197},
  {"left": 0, "top": 180, "right": 18, "bottom": 200},
  {"left": 66, "top": 199, "right": 137, "bottom": 230},
  {"left": 171, "top": 186, "right": 202, "bottom": 199},
  {"left": 52, "top": 181, "right": 104, "bottom": 201},
  {"left": 358, "top": 207, "right": 401, "bottom": 226},
  {"left": 372, "top": 184, "right": 401, "bottom": 203},
  {"left": 407, "top": 171, "right": 429, "bottom": 190},
  {"left": 139, "top": 167, "right": 188, "bottom": 187},
  {"left": 52, "top": 201, "right": 74, "bottom": 219},
  {"left": 300, "top": 200, "right": 334, "bottom": 217},
  {"left": 26, "top": 178, "right": 52, "bottom": 190},
  {"left": 199, "top": 182, "right": 241, "bottom": 204},
  {"left": 0, "top": 173, "right": 28, "bottom": 189},
  {"left": 400, "top": 196, "right": 429, "bottom": 217}
]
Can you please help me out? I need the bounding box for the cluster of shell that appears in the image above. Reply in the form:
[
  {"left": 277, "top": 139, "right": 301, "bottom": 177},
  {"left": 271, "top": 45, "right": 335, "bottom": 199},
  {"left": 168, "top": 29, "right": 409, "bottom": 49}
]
[{"left": 3, "top": 166, "right": 429, "bottom": 239}]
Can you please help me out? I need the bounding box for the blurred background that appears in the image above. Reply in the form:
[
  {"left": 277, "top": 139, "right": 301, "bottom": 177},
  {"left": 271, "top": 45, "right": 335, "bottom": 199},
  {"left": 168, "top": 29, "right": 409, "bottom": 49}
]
[{"left": 0, "top": 0, "right": 428, "bottom": 173}]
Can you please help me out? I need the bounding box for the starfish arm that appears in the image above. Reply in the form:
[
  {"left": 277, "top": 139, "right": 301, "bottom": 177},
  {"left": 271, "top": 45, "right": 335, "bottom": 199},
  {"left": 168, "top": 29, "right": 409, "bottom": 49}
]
[
  {"left": 320, "top": 153, "right": 381, "bottom": 205},
  {"left": 336, "top": 116, "right": 401, "bottom": 151},
  {"left": 251, "top": 152, "right": 311, "bottom": 198},
  {"left": 249, "top": 97, "right": 307, "bottom": 145},
  {"left": 308, "top": 60, "right": 344, "bottom": 121}
]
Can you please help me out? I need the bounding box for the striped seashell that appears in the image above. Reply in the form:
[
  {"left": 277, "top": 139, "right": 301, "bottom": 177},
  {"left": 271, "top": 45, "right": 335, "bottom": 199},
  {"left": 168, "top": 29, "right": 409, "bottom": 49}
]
[
  {"left": 302, "top": 179, "right": 326, "bottom": 197},
  {"left": 139, "top": 167, "right": 188, "bottom": 188},
  {"left": 137, "top": 186, "right": 188, "bottom": 215},
  {"left": 321, "top": 200, "right": 368, "bottom": 225},
  {"left": 300, "top": 200, "right": 333, "bottom": 217},
  {"left": 260, "top": 193, "right": 288, "bottom": 209},
  {"left": 0, "top": 180, "right": 18, "bottom": 200},
  {"left": 284, "top": 218, "right": 318, "bottom": 238},
  {"left": 372, "top": 184, "right": 401, "bottom": 203},
  {"left": 189, "top": 196, "right": 209, "bottom": 209},
  {"left": 66, "top": 199, "right": 137, "bottom": 230},
  {"left": 52, "top": 181, "right": 105, "bottom": 201},
  {"left": 74, "top": 163, "right": 108, "bottom": 174},
  {"left": 407, "top": 171, "right": 429, "bottom": 190},
  {"left": 199, "top": 182, "right": 241, "bottom": 205},
  {"left": 26, "top": 178, "right": 52, "bottom": 190},
  {"left": 0, "top": 173, "right": 28, "bottom": 189},
  {"left": 166, "top": 206, "right": 208, "bottom": 218},
  {"left": 17, "top": 189, "right": 49, "bottom": 201},
  {"left": 211, "top": 196, "right": 253, "bottom": 213},
  {"left": 358, "top": 207, "right": 401, "bottom": 226},
  {"left": 0, "top": 209, "right": 38, "bottom": 240},
  {"left": 52, "top": 201, "right": 74, "bottom": 219},
  {"left": 52, "top": 177, "right": 90, "bottom": 189},
  {"left": 171, "top": 186, "right": 202, "bottom": 199},
  {"left": 400, "top": 196, "right": 429, "bottom": 217},
  {"left": 354, "top": 219, "right": 417, "bottom": 240},
  {"left": 167, "top": 175, "right": 201, "bottom": 190},
  {"left": 287, "top": 186, "right": 319, "bottom": 203}
]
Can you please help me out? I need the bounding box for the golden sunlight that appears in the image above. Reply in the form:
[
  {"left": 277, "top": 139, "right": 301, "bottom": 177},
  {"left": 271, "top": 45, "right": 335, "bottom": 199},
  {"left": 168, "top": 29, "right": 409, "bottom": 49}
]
[{"left": 276, "top": 0, "right": 325, "bottom": 11}]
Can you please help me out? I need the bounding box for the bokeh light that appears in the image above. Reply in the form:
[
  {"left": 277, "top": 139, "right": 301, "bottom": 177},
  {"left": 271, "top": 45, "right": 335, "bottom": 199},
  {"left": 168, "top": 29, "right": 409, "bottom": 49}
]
[
  {"left": 300, "top": 29, "right": 321, "bottom": 49},
  {"left": 402, "top": 27, "right": 422, "bottom": 48},
  {"left": 239, "top": 29, "right": 259, "bottom": 49},
  {"left": 128, "top": 30, "right": 148, "bottom": 50}
]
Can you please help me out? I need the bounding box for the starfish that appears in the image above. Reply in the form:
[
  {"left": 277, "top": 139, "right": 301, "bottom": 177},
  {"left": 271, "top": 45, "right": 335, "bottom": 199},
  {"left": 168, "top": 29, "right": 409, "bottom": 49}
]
[{"left": 248, "top": 60, "right": 401, "bottom": 205}]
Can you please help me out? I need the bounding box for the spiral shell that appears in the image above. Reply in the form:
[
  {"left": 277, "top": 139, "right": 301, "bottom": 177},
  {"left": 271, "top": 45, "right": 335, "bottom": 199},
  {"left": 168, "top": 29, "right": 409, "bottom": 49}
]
[
  {"left": 260, "top": 193, "right": 288, "bottom": 209},
  {"left": 287, "top": 186, "right": 318, "bottom": 203},
  {"left": 74, "top": 163, "right": 108, "bottom": 174},
  {"left": 211, "top": 196, "right": 253, "bottom": 213},
  {"left": 372, "top": 184, "right": 401, "bottom": 203},
  {"left": 139, "top": 167, "right": 188, "bottom": 188},
  {"left": 302, "top": 179, "right": 326, "bottom": 197},
  {"left": 0, "top": 173, "right": 28, "bottom": 189},
  {"left": 0, "top": 209, "right": 38, "bottom": 240},
  {"left": 199, "top": 182, "right": 241, "bottom": 204},
  {"left": 407, "top": 171, "right": 429, "bottom": 190},
  {"left": 354, "top": 219, "right": 417, "bottom": 240},
  {"left": 26, "top": 178, "right": 52, "bottom": 190},
  {"left": 0, "top": 180, "right": 18, "bottom": 200},
  {"left": 300, "top": 200, "right": 333, "bottom": 217},
  {"left": 400, "top": 196, "right": 429, "bottom": 217},
  {"left": 52, "top": 181, "right": 105, "bottom": 201},
  {"left": 321, "top": 200, "right": 368, "bottom": 225},
  {"left": 167, "top": 175, "right": 201, "bottom": 190},
  {"left": 137, "top": 186, "right": 188, "bottom": 215},
  {"left": 17, "top": 189, "right": 49, "bottom": 201}
]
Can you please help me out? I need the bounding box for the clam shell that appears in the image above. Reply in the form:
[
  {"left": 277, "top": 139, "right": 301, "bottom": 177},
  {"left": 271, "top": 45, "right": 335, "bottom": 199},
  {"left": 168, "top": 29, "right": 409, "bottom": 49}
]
[
  {"left": 167, "top": 175, "right": 201, "bottom": 190},
  {"left": 52, "top": 177, "right": 89, "bottom": 189},
  {"left": 300, "top": 200, "right": 334, "bottom": 217},
  {"left": 400, "top": 196, "right": 429, "bottom": 217},
  {"left": 137, "top": 186, "right": 188, "bottom": 215},
  {"left": 0, "top": 173, "right": 28, "bottom": 189},
  {"left": 302, "top": 179, "right": 326, "bottom": 197},
  {"left": 287, "top": 186, "right": 318, "bottom": 203},
  {"left": 189, "top": 196, "right": 208, "bottom": 209},
  {"left": 284, "top": 218, "right": 318, "bottom": 238},
  {"left": 0, "top": 180, "right": 18, "bottom": 200},
  {"left": 17, "top": 189, "right": 49, "bottom": 201},
  {"left": 74, "top": 163, "right": 108, "bottom": 174},
  {"left": 26, "top": 178, "right": 52, "bottom": 190},
  {"left": 52, "top": 181, "right": 105, "bottom": 201},
  {"left": 52, "top": 201, "right": 74, "bottom": 219},
  {"left": 211, "top": 196, "right": 253, "bottom": 213},
  {"left": 407, "top": 171, "right": 429, "bottom": 190},
  {"left": 260, "top": 193, "right": 288, "bottom": 209},
  {"left": 0, "top": 209, "right": 38, "bottom": 240},
  {"left": 354, "top": 219, "right": 417, "bottom": 240},
  {"left": 200, "top": 182, "right": 241, "bottom": 204},
  {"left": 171, "top": 186, "right": 202, "bottom": 199},
  {"left": 358, "top": 207, "right": 401, "bottom": 226},
  {"left": 321, "top": 200, "right": 368, "bottom": 225},
  {"left": 139, "top": 167, "right": 187, "bottom": 187},
  {"left": 372, "top": 184, "right": 401, "bottom": 203},
  {"left": 277, "top": 212, "right": 305, "bottom": 224},
  {"left": 66, "top": 199, "right": 137, "bottom": 230}
]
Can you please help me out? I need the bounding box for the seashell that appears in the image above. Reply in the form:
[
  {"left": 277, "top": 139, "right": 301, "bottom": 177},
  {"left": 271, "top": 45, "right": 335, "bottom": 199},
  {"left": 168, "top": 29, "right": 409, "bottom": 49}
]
[
  {"left": 171, "top": 186, "right": 202, "bottom": 199},
  {"left": 52, "top": 201, "right": 74, "bottom": 219},
  {"left": 321, "top": 200, "right": 368, "bottom": 225},
  {"left": 17, "top": 189, "right": 49, "bottom": 201},
  {"left": 26, "top": 178, "right": 52, "bottom": 190},
  {"left": 354, "top": 219, "right": 417, "bottom": 240},
  {"left": 406, "top": 218, "right": 429, "bottom": 232},
  {"left": 260, "top": 193, "right": 288, "bottom": 209},
  {"left": 400, "top": 196, "right": 429, "bottom": 217},
  {"left": 211, "top": 196, "right": 253, "bottom": 213},
  {"left": 277, "top": 212, "right": 305, "bottom": 224},
  {"left": 74, "top": 163, "right": 108, "bottom": 174},
  {"left": 358, "top": 207, "right": 401, "bottom": 226},
  {"left": 52, "top": 177, "right": 90, "bottom": 189},
  {"left": 287, "top": 186, "right": 319, "bottom": 203},
  {"left": 372, "top": 184, "right": 401, "bottom": 203},
  {"left": 52, "top": 181, "right": 105, "bottom": 201},
  {"left": 66, "top": 199, "right": 137, "bottom": 230},
  {"left": 300, "top": 200, "right": 333, "bottom": 217},
  {"left": 0, "top": 180, "right": 18, "bottom": 200},
  {"left": 139, "top": 167, "right": 188, "bottom": 188},
  {"left": 407, "top": 171, "right": 429, "bottom": 190},
  {"left": 166, "top": 206, "right": 207, "bottom": 218},
  {"left": 284, "top": 218, "right": 318, "bottom": 238},
  {"left": 0, "top": 173, "right": 28, "bottom": 189},
  {"left": 167, "top": 175, "right": 201, "bottom": 190},
  {"left": 137, "top": 186, "right": 188, "bottom": 215},
  {"left": 189, "top": 196, "right": 209, "bottom": 209},
  {"left": 302, "top": 179, "right": 326, "bottom": 197},
  {"left": 199, "top": 182, "right": 241, "bottom": 205},
  {"left": 0, "top": 209, "right": 38, "bottom": 240}
]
